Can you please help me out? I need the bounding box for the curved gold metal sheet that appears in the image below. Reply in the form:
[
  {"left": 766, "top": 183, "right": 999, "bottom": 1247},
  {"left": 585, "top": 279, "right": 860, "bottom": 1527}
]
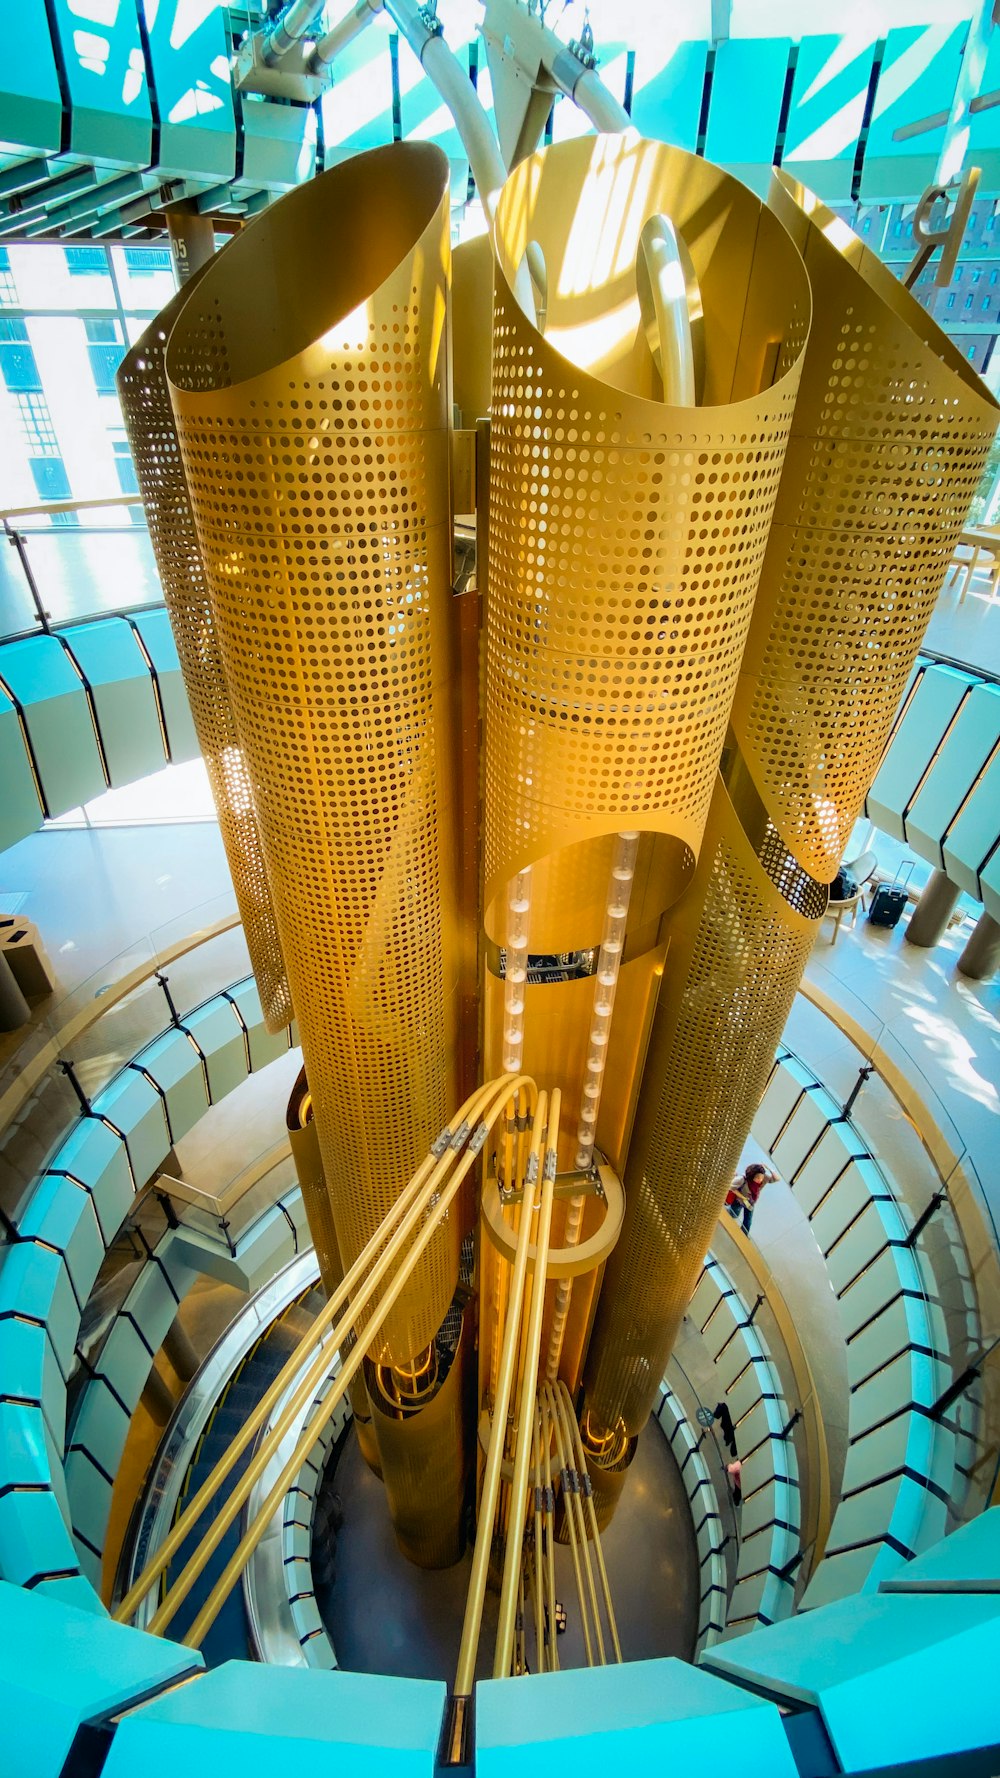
[
  {"left": 730, "top": 172, "right": 1000, "bottom": 882},
  {"left": 165, "top": 143, "right": 464, "bottom": 1367},
  {"left": 365, "top": 1311, "right": 469, "bottom": 1569},
  {"left": 116, "top": 273, "right": 292, "bottom": 1033},
  {"left": 582, "top": 772, "right": 817, "bottom": 1441},
  {"left": 452, "top": 231, "right": 494, "bottom": 428},
  {"left": 483, "top": 132, "right": 812, "bottom": 938}
]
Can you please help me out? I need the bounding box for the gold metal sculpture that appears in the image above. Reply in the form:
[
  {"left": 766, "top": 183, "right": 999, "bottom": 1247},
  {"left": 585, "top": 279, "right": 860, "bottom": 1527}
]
[
  {"left": 579, "top": 170, "right": 998, "bottom": 1513},
  {"left": 164, "top": 142, "right": 470, "bottom": 1561},
  {"left": 118, "top": 116, "right": 998, "bottom": 1668},
  {"left": 117, "top": 276, "right": 292, "bottom": 1033},
  {"left": 481, "top": 133, "right": 812, "bottom": 1194},
  {"left": 734, "top": 173, "right": 1000, "bottom": 879}
]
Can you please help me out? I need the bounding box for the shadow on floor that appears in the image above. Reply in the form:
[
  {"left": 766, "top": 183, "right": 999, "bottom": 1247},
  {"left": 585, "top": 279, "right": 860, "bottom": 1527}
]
[{"left": 317, "top": 1417, "right": 699, "bottom": 1682}]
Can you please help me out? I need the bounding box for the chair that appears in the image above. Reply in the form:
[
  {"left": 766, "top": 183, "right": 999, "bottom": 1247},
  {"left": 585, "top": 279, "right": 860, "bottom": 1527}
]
[
  {"left": 823, "top": 887, "right": 863, "bottom": 945},
  {"left": 841, "top": 847, "right": 878, "bottom": 909}
]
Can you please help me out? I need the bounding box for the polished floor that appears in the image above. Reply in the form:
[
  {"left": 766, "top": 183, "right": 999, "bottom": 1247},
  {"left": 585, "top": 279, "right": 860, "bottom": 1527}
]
[
  {"left": 925, "top": 556, "right": 1000, "bottom": 677},
  {"left": 319, "top": 1419, "right": 699, "bottom": 1683}
]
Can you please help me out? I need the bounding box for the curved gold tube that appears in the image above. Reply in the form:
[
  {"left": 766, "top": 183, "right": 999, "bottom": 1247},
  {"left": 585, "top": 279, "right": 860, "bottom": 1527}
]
[
  {"left": 454, "top": 1092, "right": 548, "bottom": 1699},
  {"left": 557, "top": 1380, "right": 622, "bottom": 1663},
  {"left": 541, "top": 1392, "right": 560, "bottom": 1674},
  {"left": 180, "top": 1075, "right": 534, "bottom": 1650},
  {"left": 531, "top": 1418, "right": 545, "bottom": 1671},
  {"left": 543, "top": 1384, "right": 593, "bottom": 1666},
  {"left": 119, "top": 1074, "right": 526, "bottom": 1627},
  {"left": 547, "top": 1380, "right": 606, "bottom": 1666},
  {"left": 494, "top": 1091, "right": 560, "bottom": 1678}
]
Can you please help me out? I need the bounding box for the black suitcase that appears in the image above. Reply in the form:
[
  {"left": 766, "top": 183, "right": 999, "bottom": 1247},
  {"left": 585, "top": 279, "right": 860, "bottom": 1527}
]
[{"left": 868, "top": 862, "right": 914, "bottom": 929}]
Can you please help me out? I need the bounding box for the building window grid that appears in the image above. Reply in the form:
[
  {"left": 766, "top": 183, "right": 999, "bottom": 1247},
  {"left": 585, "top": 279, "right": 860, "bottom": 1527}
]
[
  {"left": 123, "top": 246, "right": 172, "bottom": 276},
  {"left": 14, "top": 391, "right": 59, "bottom": 455},
  {"left": 65, "top": 247, "right": 107, "bottom": 276},
  {"left": 0, "top": 248, "right": 16, "bottom": 306}
]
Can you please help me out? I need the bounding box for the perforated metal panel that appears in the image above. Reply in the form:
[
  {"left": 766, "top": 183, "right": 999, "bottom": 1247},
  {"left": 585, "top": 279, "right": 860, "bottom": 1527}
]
[
  {"left": 117, "top": 276, "right": 291, "bottom": 1035},
  {"left": 165, "top": 145, "right": 464, "bottom": 1367},
  {"left": 731, "top": 175, "right": 999, "bottom": 882},
  {"left": 583, "top": 775, "right": 817, "bottom": 1439},
  {"left": 582, "top": 175, "right": 997, "bottom": 1466},
  {"left": 483, "top": 134, "right": 812, "bottom": 941}
]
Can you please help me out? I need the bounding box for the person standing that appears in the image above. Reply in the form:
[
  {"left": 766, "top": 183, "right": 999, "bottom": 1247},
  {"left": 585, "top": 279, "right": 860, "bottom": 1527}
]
[{"left": 725, "top": 1162, "right": 776, "bottom": 1238}]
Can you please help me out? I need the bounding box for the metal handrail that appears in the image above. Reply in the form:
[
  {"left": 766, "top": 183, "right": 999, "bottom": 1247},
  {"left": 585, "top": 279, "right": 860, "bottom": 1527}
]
[
  {"left": 118, "top": 1074, "right": 533, "bottom": 1646},
  {"left": 118, "top": 1250, "right": 321, "bottom": 1625},
  {"left": 0, "top": 911, "right": 240, "bottom": 1154},
  {"left": 713, "top": 1213, "right": 833, "bottom": 1592},
  {"left": 0, "top": 493, "right": 143, "bottom": 521}
]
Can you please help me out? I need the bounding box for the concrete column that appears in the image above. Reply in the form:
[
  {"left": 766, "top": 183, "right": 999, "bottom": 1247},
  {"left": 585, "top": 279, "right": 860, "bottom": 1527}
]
[
  {"left": 0, "top": 952, "right": 30, "bottom": 1031},
  {"left": 958, "top": 910, "right": 1000, "bottom": 980},
  {"left": 165, "top": 205, "right": 216, "bottom": 286},
  {"left": 905, "top": 867, "right": 962, "bottom": 948},
  {"left": 163, "top": 1315, "right": 200, "bottom": 1384}
]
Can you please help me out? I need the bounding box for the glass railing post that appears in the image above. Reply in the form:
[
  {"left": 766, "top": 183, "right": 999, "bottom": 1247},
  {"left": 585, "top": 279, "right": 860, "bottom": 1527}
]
[{"left": 3, "top": 517, "right": 49, "bottom": 632}]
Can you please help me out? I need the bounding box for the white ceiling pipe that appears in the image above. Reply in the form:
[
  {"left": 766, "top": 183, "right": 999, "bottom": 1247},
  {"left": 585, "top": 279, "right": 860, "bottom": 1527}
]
[
  {"left": 386, "top": 0, "right": 508, "bottom": 220},
  {"left": 263, "top": 0, "right": 328, "bottom": 64},
  {"left": 309, "top": 0, "right": 386, "bottom": 71}
]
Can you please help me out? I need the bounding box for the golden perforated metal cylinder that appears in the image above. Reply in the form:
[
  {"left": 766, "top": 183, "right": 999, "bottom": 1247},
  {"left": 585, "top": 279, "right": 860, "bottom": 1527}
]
[
  {"left": 484, "top": 133, "right": 811, "bottom": 934},
  {"left": 581, "top": 175, "right": 998, "bottom": 1471},
  {"left": 583, "top": 772, "right": 822, "bottom": 1443},
  {"left": 165, "top": 143, "right": 465, "bottom": 1370},
  {"left": 732, "top": 173, "right": 1000, "bottom": 881},
  {"left": 117, "top": 275, "right": 292, "bottom": 1033},
  {"left": 482, "top": 133, "right": 812, "bottom": 1171}
]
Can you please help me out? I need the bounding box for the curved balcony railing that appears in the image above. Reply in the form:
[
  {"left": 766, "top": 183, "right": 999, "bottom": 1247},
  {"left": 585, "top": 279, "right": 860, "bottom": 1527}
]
[{"left": 0, "top": 495, "right": 159, "bottom": 642}]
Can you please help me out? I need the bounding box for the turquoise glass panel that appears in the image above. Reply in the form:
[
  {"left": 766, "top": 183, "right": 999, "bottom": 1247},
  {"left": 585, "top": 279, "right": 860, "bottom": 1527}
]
[
  {"left": 631, "top": 41, "right": 708, "bottom": 152},
  {"left": 142, "top": 0, "right": 237, "bottom": 182},
  {"left": 783, "top": 34, "right": 879, "bottom": 202},
  {"left": 48, "top": 0, "right": 152, "bottom": 168},
  {"left": 705, "top": 39, "right": 790, "bottom": 196},
  {"left": 0, "top": 2, "right": 62, "bottom": 155},
  {"left": 862, "top": 24, "right": 967, "bottom": 201}
]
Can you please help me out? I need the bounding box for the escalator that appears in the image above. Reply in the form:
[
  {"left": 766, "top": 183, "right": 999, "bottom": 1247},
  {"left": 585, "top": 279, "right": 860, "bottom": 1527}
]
[{"left": 160, "top": 1284, "right": 323, "bottom": 1666}]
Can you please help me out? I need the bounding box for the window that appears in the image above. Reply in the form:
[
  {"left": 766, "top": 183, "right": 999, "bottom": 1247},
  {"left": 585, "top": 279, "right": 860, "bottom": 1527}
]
[
  {"left": 112, "top": 437, "right": 140, "bottom": 502},
  {"left": 123, "top": 246, "right": 172, "bottom": 276},
  {"left": 65, "top": 247, "right": 106, "bottom": 276},
  {"left": 947, "top": 292, "right": 956, "bottom": 309},
  {"left": 0, "top": 318, "right": 41, "bottom": 392},
  {"left": 28, "top": 457, "right": 71, "bottom": 502},
  {"left": 85, "top": 317, "right": 125, "bottom": 393},
  {"left": 992, "top": 270, "right": 998, "bottom": 286},
  {"left": 14, "top": 392, "right": 58, "bottom": 455},
  {"left": 965, "top": 294, "right": 974, "bottom": 310},
  {"left": 984, "top": 297, "right": 991, "bottom": 312},
  {"left": 0, "top": 248, "right": 16, "bottom": 306},
  {"left": 972, "top": 269, "right": 981, "bottom": 284}
]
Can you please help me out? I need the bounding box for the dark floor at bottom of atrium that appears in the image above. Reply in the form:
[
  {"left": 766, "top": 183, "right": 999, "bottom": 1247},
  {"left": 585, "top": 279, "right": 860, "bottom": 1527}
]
[{"left": 317, "top": 1417, "right": 698, "bottom": 1682}]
